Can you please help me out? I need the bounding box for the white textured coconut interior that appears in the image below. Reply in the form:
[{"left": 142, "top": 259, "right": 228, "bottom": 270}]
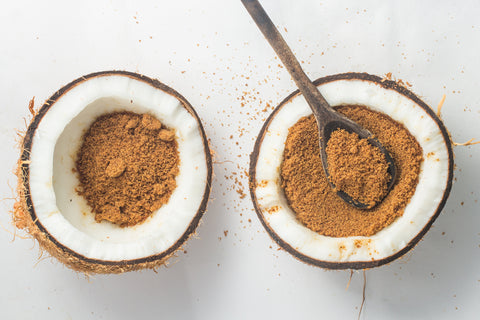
[
  {"left": 254, "top": 79, "right": 449, "bottom": 263},
  {"left": 28, "top": 75, "right": 208, "bottom": 261}
]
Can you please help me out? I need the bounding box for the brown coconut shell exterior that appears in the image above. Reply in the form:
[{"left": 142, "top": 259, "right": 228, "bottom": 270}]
[
  {"left": 249, "top": 72, "right": 454, "bottom": 270},
  {"left": 14, "top": 70, "right": 213, "bottom": 274}
]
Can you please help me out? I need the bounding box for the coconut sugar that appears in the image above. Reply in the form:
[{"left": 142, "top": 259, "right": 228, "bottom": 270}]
[
  {"left": 325, "top": 129, "right": 390, "bottom": 208},
  {"left": 76, "top": 112, "right": 179, "bottom": 227},
  {"left": 281, "top": 105, "right": 423, "bottom": 237}
]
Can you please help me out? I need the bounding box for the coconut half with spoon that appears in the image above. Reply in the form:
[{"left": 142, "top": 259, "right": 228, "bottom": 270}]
[
  {"left": 14, "top": 71, "right": 212, "bottom": 274},
  {"left": 244, "top": 0, "right": 454, "bottom": 269}
]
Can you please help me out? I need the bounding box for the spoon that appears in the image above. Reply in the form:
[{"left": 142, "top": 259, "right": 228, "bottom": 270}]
[{"left": 241, "top": 0, "right": 396, "bottom": 209}]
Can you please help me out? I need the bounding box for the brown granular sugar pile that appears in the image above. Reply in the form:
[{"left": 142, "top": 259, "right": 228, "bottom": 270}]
[
  {"left": 76, "top": 112, "right": 179, "bottom": 227},
  {"left": 281, "top": 105, "right": 423, "bottom": 237},
  {"left": 326, "top": 129, "right": 390, "bottom": 208}
]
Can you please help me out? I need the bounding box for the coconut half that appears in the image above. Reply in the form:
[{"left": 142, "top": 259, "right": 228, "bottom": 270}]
[
  {"left": 249, "top": 73, "right": 453, "bottom": 269},
  {"left": 15, "top": 71, "right": 212, "bottom": 273}
]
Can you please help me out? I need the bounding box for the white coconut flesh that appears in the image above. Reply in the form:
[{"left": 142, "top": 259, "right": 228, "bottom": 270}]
[
  {"left": 253, "top": 78, "right": 451, "bottom": 264},
  {"left": 28, "top": 74, "right": 208, "bottom": 261}
]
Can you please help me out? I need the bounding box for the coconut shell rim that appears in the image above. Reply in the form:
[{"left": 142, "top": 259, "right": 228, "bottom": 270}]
[
  {"left": 19, "top": 70, "right": 213, "bottom": 269},
  {"left": 248, "top": 72, "right": 454, "bottom": 270}
]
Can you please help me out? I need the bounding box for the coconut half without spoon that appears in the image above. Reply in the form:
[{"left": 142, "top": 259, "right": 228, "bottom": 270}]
[{"left": 241, "top": 0, "right": 396, "bottom": 209}]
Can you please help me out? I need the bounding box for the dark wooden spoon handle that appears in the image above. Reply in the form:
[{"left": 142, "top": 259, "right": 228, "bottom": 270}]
[{"left": 241, "top": 0, "right": 336, "bottom": 127}]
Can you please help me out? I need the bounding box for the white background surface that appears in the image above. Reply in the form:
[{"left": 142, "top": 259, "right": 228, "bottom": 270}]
[{"left": 1, "top": 0, "right": 479, "bottom": 319}]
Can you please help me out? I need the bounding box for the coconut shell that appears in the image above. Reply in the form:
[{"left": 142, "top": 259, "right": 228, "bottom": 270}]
[
  {"left": 14, "top": 71, "right": 213, "bottom": 274},
  {"left": 249, "top": 72, "right": 454, "bottom": 270}
]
